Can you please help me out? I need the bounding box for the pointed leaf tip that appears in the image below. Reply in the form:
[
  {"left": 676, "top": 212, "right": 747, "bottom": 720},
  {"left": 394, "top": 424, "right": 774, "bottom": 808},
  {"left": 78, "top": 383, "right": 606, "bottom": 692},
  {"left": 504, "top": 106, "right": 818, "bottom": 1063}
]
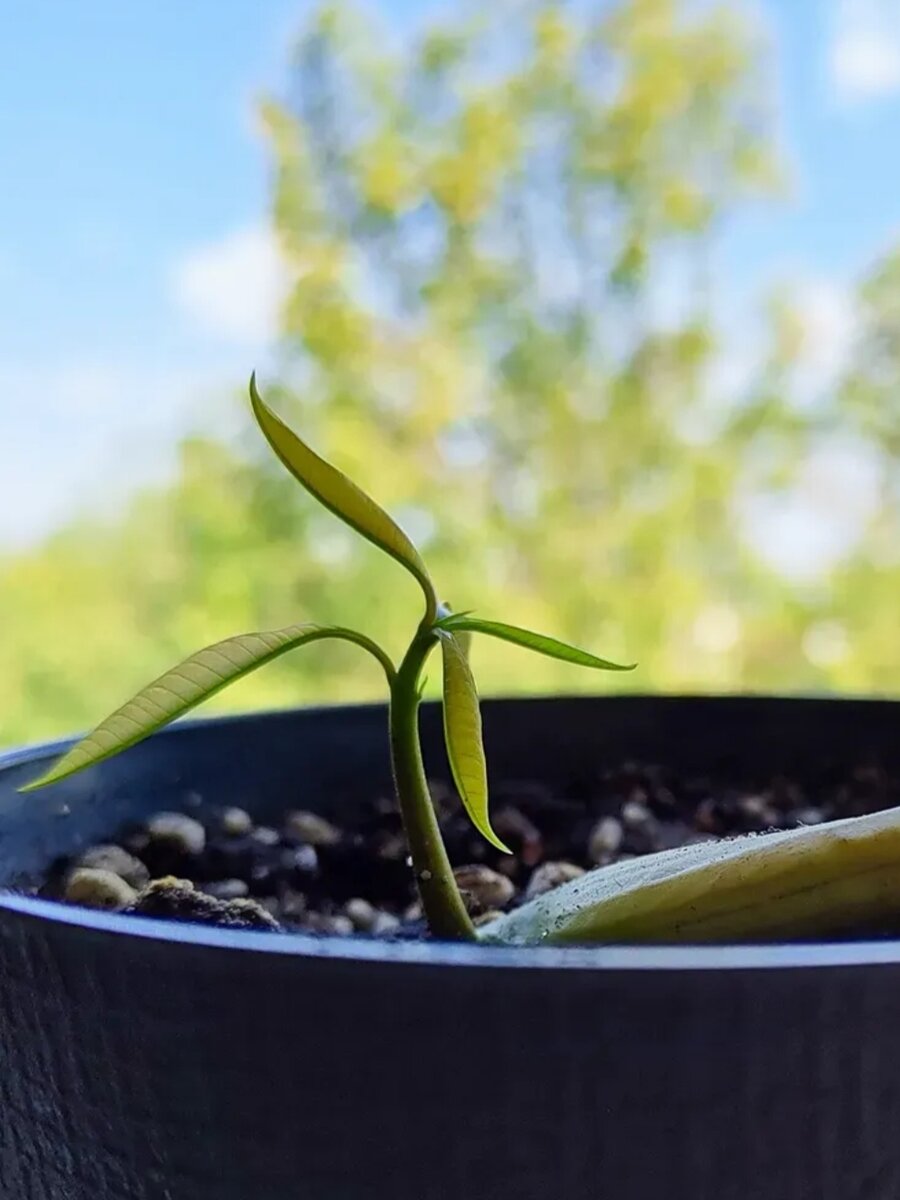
[
  {"left": 249, "top": 375, "right": 437, "bottom": 613},
  {"left": 21, "top": 624, "right": 393, "bottom": 793},
  {"left": 440, "top": 631, "right": 511, "bottom": 854},
  {"left": 435, "top": 615, "right": 635, "bottom": 672}
]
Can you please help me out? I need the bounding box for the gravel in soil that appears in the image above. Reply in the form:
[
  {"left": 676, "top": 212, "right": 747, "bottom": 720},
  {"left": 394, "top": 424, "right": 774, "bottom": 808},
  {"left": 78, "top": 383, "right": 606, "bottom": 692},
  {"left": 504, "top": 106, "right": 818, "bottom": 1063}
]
[{"left": 40, "top": 759, "right": 900, "bottom": 938}]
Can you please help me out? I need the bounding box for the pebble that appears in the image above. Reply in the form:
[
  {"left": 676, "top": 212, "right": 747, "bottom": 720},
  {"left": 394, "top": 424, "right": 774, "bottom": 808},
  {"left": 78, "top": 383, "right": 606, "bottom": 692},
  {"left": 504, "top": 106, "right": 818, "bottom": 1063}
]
[
  {"left": 343, "top": 897, "right": 378, "bottom": 932},
  {"left": 65, "top": 868, "right": 137, "bottom": 910},
  {"left": 221, "top": 807, "right": 253, "bottom": 837},
  {"left": 203, "top": 879, "right": 249, "bottom": 901},
  {"left": 304, "top": 912, "right": 354, "bottom": 936},
  {"left": 146, "top": 813, "right": 206, "bottom": 857},
  {"left": 76, "top": 844, "right": 149, "bottom": 890},
  {"left": 738, "top": 795, "right": 778, "bottom": 829},
  {"left": 473, "top": 909, "right": 504, "bottom": 927},
  {"left": 279, "top": 889, "right": 308, "bottom": 920},
  {"left": 693, "top": 798, "right": 722, "bottom": 834},
  {"left": 375, "top": 832, "right": 407, "bottom": 861},
  {"left": 492, "top": 806, "right": 543, "bottom": 867},
  {"left": 795, "top": 807, "right": 824, "bottom": 826},
  {"left": 370, "top": 911, "right": 400, "bottom": 936},
  {"left": 621, "top": 798, "right": 653, "bottom": 828},
  {"left": 285, "top": 811, "right": 342, "bottom": 846},
  {"left": 251, "top": 825, "right": 280, "bottom": 848},
  {"left": 282, "top": 844, "right": 319, "bottom": 876},
  {"left": 588, "top": 816, "right": 624, "bottom": 864},
  {"left": 453, "top": 864, "right": 515, "bottom": 914},
  {"left": 249, "top": 862, "right": 276, "bottom": 893},
  {"left": 525, "top": 861, "right": 585, "bottom": 900}
]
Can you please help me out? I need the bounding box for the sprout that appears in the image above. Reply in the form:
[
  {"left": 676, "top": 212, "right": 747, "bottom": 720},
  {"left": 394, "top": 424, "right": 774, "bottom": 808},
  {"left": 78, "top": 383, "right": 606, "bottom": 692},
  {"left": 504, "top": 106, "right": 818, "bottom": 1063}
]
[{"left": 23, "top": 375, "right": 632, "bottom": 940}]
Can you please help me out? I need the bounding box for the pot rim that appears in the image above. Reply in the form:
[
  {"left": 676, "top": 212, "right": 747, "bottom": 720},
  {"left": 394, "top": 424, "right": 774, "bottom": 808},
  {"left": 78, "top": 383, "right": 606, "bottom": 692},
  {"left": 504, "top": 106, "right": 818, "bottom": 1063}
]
[{"left": 4, "top": 695, "right": 900, "bottom": 974}]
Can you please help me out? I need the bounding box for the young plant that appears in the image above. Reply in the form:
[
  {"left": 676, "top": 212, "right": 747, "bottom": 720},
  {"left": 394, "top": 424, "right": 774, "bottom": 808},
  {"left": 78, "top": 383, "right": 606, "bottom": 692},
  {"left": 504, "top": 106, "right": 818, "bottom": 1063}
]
[
  {"left": 22, "top": 375, "right": 633, "bottom": 941},
  {"left": 21, "top": 379, "right": 900, "bottom": 946}
]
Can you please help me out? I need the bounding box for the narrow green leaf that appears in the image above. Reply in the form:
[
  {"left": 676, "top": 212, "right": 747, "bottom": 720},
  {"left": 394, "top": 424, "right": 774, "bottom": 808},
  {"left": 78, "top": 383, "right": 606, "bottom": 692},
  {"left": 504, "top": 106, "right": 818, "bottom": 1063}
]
[
  {"left": 439, "top": 631, "right": 510, "bottom": 853},
  {"left": 21, "top": 624, "right": 393, "bottom": 792},
  {"left": 480, "top": 806, "right": 900, "bottom": 945},
  {"left": 436, "top": 614, "right": 635, "bottom": 672},
  {"left": 250, "top": 374, "right": 436, "bottom": 612}
]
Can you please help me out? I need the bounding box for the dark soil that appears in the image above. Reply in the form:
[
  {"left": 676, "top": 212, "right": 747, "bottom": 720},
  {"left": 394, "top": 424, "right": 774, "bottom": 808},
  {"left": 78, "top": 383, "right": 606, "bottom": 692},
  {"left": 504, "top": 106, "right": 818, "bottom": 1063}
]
[{"left": 41, "top": 759, "right": 900, "bottom": 937}]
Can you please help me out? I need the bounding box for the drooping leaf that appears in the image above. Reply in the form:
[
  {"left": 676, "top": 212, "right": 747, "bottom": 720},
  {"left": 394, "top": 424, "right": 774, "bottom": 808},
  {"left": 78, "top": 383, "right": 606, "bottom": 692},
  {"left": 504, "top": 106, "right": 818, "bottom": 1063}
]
[
  {"left": 250, "top": 375, "right": 436, "bottom": 611},
  {"left": 479, "top": 806, "right": 900, "bottom": 945},
  {"left": 21, "top": 625, "right": 393, "bottom": 792},
  {"left": 436, "top": 614, "right": 635, "bottom": 672},
  {"left": 439, "top": 630, "right": 510, "bottom": 853}
]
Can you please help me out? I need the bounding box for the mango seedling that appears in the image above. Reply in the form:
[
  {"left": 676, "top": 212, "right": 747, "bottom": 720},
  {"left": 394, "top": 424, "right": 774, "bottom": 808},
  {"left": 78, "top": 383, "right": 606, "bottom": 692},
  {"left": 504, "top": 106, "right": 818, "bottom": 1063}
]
[
  {"left": 22, "top": 375, "right": 633, "bottom": 941},
  {"left": 21, "top": 378, "right": 900, "bottom": 946}
]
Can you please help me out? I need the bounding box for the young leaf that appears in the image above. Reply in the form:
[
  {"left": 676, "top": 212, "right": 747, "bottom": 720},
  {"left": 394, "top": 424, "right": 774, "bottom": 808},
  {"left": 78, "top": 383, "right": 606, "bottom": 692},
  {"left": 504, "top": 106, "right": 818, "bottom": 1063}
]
[
  {"left": 21, "top": 625, "right": 393, "bottom": 792},
  {"left": 435, "top": 614, "right": 634, "bottom": 672},
  {"left": 439, "top": 631, "right": 510, "bottom": 853},
  {"left": 479, "top": 806, "right": 900, "bottom": 945},
  {"left": 250, "top": 375, "right": 437, "bottom": 613}
]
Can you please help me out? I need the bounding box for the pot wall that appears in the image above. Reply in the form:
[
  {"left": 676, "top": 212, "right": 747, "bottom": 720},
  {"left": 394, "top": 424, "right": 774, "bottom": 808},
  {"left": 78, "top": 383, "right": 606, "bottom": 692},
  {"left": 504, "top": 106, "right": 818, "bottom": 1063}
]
[{"left": 1, "top": 695, "right": 899, "bottom": 1200}]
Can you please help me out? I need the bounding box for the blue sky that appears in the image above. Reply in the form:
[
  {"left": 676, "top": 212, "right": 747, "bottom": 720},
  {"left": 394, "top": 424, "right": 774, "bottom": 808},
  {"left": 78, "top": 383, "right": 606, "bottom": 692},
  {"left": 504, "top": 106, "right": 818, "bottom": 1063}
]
[{"left": 1, "top": 0, "right": 899, "bottom": 557}]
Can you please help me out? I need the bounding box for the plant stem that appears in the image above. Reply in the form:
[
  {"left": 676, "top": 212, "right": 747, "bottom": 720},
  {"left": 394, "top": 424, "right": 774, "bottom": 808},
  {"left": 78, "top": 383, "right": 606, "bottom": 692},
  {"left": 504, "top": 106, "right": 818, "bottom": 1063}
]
[{"left": 389, "top": 628, "right": 476, "bottom": 941}]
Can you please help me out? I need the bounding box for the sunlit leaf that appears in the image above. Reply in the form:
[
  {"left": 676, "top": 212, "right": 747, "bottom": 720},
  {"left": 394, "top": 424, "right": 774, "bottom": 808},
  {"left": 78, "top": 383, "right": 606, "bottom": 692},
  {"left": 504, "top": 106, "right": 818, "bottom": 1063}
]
[
  {"left": 435, "top": 614, "right": 635, "bottom": 672},
  {"left": 455, "top": 626, "right": 472, "bottom": 661},
  {"left": 439, "top": 630, "right": 510, "bottom": 853},
  {"left": 21, "top": 624, "right": 393, "bottom": 792},
  {"left": 250, "top": 375, "right": 436, "bottom": 611},
  {"left": 480, "top": 806, "right": 900, "bottom": 945}
]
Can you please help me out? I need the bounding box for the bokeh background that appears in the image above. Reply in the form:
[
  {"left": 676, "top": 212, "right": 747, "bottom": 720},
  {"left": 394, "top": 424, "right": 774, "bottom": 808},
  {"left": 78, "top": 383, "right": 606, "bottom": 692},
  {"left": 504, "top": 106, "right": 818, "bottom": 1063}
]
[{"left": 2, "top": 0, "right": 899, "bottom": 749}]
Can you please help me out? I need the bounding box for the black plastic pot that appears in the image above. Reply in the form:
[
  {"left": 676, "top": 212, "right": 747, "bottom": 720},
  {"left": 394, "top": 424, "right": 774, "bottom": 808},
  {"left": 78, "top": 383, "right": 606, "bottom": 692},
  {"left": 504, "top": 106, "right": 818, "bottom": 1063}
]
[{"left": 1, "top": 695, "right": 900, "bottom": 1200}]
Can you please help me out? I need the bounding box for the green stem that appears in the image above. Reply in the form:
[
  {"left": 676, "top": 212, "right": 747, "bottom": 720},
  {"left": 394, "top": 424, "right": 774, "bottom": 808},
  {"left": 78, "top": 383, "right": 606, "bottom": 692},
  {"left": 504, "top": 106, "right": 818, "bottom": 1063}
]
[{"left": 389, "top": 628, "right": 476, "bottom": 941}]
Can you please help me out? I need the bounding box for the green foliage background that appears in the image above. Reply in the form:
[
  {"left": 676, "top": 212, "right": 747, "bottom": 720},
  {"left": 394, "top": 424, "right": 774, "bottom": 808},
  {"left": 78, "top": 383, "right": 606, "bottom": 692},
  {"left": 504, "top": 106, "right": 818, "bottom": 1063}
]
[{"left": 2, "top": 0, "right": 898, "bottom": 748}]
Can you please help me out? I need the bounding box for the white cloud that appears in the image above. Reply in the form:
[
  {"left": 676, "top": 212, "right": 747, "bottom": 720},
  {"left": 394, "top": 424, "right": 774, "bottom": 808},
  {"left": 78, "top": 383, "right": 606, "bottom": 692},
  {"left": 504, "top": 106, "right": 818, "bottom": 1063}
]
[
  {"left": 722, "top": 274, "right": 870, "bottom": 581},
  {"left": 740, "top": 437, "right": 881, "bottom": 581},
  {"left": 700, "top": 277, "right": 857, "bottom": 440},
  {"left": 170, "top": 225, "right": 290, "bottom": 345},
  {"left": 0, "top": 359, "right": 233, "bottom": 549},
  {"left": 830, "top": 0, "right": 900, "bottom": 102},
  {"left": 707, "top": 336, "right": 760, "bottom": 408},
  {"left": 790, "top": 277, "right": 859, "bottom": 398}
]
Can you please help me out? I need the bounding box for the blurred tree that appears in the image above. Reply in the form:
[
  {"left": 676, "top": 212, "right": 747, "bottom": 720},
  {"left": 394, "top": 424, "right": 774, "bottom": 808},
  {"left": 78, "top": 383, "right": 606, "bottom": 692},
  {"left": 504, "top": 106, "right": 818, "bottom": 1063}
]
[
  {"left": 255, "top": 0, "right": 786, "bottom": 689},
  {"left": 819, "top": 251, "right": 900, "bottom": 693},
  {"left": 3, "top": 0, "right": 897, "bottom": 749}
]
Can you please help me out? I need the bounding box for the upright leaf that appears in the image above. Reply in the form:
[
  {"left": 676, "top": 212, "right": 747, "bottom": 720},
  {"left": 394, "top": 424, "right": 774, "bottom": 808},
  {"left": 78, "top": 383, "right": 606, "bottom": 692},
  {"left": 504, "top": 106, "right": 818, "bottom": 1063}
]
[
  {"left": 22, "top": 624, "right": 392, "bottom": 792},
  {"left": 439, "top": 630, "right": 510, "bottom": 853},
  {"left": 250, "top": 375, "right": 437, "bottom": 612},
  {"left": 436, "top": 614, "right": 634, "bottom": 671}
]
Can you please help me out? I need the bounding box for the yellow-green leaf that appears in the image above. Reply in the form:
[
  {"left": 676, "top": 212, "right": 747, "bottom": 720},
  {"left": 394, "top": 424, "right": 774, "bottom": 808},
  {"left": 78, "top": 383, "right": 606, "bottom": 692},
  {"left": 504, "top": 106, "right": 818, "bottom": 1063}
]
[
  {"left": 21, "top": 624, "right": 392, "bottom": 792},
  {"left": 436, "top": 614, "right": 634, "bottom": 671},
  {"left": 439, "top": 630, "right": 510, "bottom": 853},
  {"left": 480, "top": 806, "right": 900, "bottom": 945},
  {"left": 250, "top": 374, "right": 436, "bottom": 612}
]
